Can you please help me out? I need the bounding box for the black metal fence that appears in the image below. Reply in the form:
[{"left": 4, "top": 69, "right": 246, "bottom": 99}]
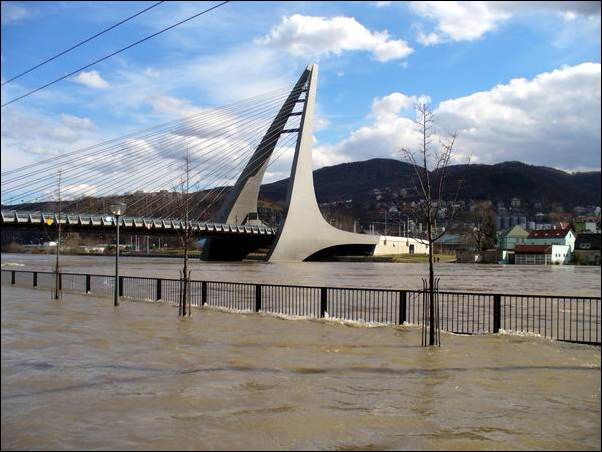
[{"left": 2, "top": 269, "right": 600, "bottom": 345}]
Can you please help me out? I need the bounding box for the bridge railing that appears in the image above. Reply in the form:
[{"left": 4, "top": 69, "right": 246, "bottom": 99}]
[{"left": 2, "top": 269, "right": 600, "bottom": 345}]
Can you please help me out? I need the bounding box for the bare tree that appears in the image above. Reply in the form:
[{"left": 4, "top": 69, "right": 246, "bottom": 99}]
[
  {"left": 176, "top": 147, "right": 193, "bottom": 317},
  {"left": 399, "top": 103, "right": 466, "bottom": 346},
  {"left": 53, "top": 169, "right": 63, "bottom": 300},
  {"left": 470, "top": 201, "right": 497, "bottom": 252}
]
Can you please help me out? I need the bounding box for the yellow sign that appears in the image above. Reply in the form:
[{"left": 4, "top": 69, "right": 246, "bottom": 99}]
[{"left": 45, "top": 218, "right": 54, "bottom": 226}]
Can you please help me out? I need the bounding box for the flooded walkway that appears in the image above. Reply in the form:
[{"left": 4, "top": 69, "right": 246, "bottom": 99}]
[{"left": 1, "top": 286, "right": 600, "bottom": 450}]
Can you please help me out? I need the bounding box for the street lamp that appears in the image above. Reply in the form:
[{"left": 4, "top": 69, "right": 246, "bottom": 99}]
[{"left": 111, "top": 201, "right": 126, "bottom": 306}]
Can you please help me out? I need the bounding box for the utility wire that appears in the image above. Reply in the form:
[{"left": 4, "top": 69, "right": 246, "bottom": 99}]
[
  {"left": 1, "top": 1, "right": 230, "bottom": 108},
  {"left": 1, "top": 1, "right": 165, "bottom": 86}
]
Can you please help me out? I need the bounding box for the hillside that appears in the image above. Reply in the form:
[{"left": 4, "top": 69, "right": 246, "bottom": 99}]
[
  {"left": 259, "top": 159, "right": 601, "bottom": 208},
  {"left": 2, "top": 159, "right": 600, "bottom": 217}
]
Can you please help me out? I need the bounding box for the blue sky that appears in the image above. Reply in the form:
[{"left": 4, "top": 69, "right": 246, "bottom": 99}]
[{"left": 1, "top": 0, "right": 601, "bottom": 185}]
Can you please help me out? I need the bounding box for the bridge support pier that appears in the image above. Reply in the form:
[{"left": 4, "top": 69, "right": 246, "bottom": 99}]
[{"left": 203, "top": 63, "right": 378, "bottom": 262}]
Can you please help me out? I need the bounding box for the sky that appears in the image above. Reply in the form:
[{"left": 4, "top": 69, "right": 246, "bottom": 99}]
[{"left": 1, "top": 0, "right": 601, "bottom": 190}]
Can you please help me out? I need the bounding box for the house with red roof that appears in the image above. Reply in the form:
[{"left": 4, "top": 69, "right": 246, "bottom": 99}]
[
  {"left": 514, "top": 244, "right": 571, "bottom": 265},
  {"left": 525, "top": 227, "right": 576, "bottom": 252},
  {"left": 516, "top": 227, "right": 575, "bottom": 264}
]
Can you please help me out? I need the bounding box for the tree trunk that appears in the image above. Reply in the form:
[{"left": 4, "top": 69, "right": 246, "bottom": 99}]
[{"left": 427, "top": 210, "right": 435, "bottom": 346}]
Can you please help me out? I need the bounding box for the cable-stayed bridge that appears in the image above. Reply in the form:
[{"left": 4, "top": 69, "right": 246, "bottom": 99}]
[{"left": 1, "top": 64, "right": 379, "bottom": 261}]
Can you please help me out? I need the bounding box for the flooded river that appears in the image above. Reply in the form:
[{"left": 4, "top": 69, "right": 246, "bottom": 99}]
[
  {"left": 1, "top": 286, "right": 600, "bottom": 450},
  {"left": 1, "top": 253, "right": 601, "bottom": 296}
]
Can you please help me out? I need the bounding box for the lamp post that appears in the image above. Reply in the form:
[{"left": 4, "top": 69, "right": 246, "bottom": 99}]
[{"left": 111, "top": 201, "right": 126, "bottom": 306}]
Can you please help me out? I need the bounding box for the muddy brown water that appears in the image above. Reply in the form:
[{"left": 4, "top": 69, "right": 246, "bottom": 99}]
[
  {"left": 1, "top": 284, "right": 600, "bottom": 451},
  {"left": 1, "top": 253, "right": 601, "bottom": 296}
]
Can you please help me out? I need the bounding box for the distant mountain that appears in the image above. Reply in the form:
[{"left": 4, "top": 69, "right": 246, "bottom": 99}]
[
  {"left": 259, "top": 159, "right": 601, "bottom": 208},
  {"left": 260, "top": 158, "right": 417, "bottom": 204},
  {"left": 3, "top": 159, "right": 599, "bottom": 218}
]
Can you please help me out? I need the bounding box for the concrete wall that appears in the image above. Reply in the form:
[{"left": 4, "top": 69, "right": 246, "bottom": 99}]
[{"left": 372, "top": 236, "right": 429, "bottom": 256}]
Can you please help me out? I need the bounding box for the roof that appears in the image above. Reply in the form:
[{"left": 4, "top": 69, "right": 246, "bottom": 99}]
[
  {"left": 503, "top": 225, "right": 529, "bottom": 238},
  {"left": 515, "top": 244, "right": 552, "bottom": 254},
  {"left": 434, "top": 234, "right": 463, "bottom": 245},
  {"left": 527, "top": 228, "right": 572, "bottom": 239},
  {"left": 575, "top": 233, "right": 601, "bottom": 251}
]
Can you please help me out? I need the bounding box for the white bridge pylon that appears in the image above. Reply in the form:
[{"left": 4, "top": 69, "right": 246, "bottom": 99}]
[{"left": 208, "top": 64, "right": 378, "bottom": 262}]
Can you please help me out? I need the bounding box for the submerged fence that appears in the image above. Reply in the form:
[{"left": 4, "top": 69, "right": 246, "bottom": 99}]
[{"left": 2, "top": 269, "right": 600, "bottom": 345}]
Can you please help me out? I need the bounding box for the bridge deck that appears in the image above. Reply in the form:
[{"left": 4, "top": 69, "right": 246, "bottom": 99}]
[{"left": 0, "top": 210, "right": 277, "bottom": 237}]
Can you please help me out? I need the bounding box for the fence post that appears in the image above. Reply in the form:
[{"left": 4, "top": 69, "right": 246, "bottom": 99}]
[
  {"left": 58, "top": 272, "right": 62, "bottom": 291},
  {"left": 320, "top": 288, "right": 327, "bottom": 318},
  {"left": 201, "top": 281, "right": 207, "bottom": 306},
  {"left": 156, "top": 279, "right": 162, "bottom": 301},
  {"left": 85, "top": 274, "right": 91, "bottom": 293},
  {"left": 493, "top": 294, "right": 501, "bottom": 333},
  {"left": 33, "top": 271, "right": 38, "bottom": 288},
  {"left": 118, "top": 276, "right": 124, "bottom": 297},
  {"left": 11, "top": 270, "right": 15, "bottom": 285},
  {"left": 255, "top": 284, "right": 262, "bottom": 312},
  {"left": 399, "top": 291, "right": 407, "bottom": 325}
]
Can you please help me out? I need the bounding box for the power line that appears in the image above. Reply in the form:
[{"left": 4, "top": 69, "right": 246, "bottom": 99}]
[
  {"left": 1, "top": 1, "right": 166, "bottom": 86},
  {"left": 1, "top": 1, "right": 231, "bottom": 108}
]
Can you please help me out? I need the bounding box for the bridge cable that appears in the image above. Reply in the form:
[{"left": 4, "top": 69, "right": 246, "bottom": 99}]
[
  {"left": 3, "top": 98, "right": 298, "bottom": 220},
  {"left": 1, "top": 85, "right": 292, "bottom": 177},
  {"left": 156, "top": 123, "right": 299, "bottom": 220},
  {"left": 1, "top": 90, "right": 294, "bottom": 192},
  {"left": 124, "top": 111, "right": 301, "bottom": 218},
  {"left": 1, "top": 87, "right": 301, "bottom": 197},
  {"left": 2, "top": 84, "right": 304, "bottom": 223}
]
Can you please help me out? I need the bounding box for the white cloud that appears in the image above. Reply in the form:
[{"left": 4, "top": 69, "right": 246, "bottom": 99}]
[
  {"left": 257, "top": 14, "right": 413, "bottom": 63},
  {"left": 373, "top": 1, "right": 392, "bottom": 7},
  {"left": 409, "top": 1, "right": 601, "bottom": 45},
  {"left": 1, "top": 2, "right": 31, "bottom": 24},
  {"left": 143, "top": 68, "right": 161, "bottom": 78},
  {"left": 416, "top": 31, "right": 441, "bottom": 46},
  {"left": 61, "top": 114, "right": 95, "bottom": 131},
  {"left": 315, "top": 63, "right": 601, "bottom": 171},
  {"left": 436, "top": 62, "right": 601, "bottom": 170},
  {"left": 409, "top": 2, "right": 511, "bottom": 44},
  {"left": 72, "top": 70, "right": 110, "bottom": 89},
  {"left": 146, "top": 94, "right": 204, "bottom": 117}
]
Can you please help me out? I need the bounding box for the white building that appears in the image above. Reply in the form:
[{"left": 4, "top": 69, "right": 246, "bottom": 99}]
[
  {"left": 373, "top": 236, "right": 429, "bottom": 256},
  {"left": 514, "top": 244, "right": 571, "bottom": 265},
  {"left": 525, "top": 227, "right": 576, "bottom": 253}
]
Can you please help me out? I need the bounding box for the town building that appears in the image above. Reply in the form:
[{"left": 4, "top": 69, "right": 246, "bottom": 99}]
[
  {"left": 514, "top": 244, "right": 571, "bottom": 265},
  {"left": 373, "top": 236, "right": 429, "bottom": 255},
  {"left": 575, "top": 217, "right": 601, "bottom": 233},
  {"left": 574, "top": 233, "right": 601, "bottom": 265},
  {"left": 498, "top": 225, "right": 529, "bottom": 250},
  {"left": 497, "top": 225, "right": 530, "bottom": 264},
  {"left": 525, "top": 227, "right": 576, "bottom": 253}
]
